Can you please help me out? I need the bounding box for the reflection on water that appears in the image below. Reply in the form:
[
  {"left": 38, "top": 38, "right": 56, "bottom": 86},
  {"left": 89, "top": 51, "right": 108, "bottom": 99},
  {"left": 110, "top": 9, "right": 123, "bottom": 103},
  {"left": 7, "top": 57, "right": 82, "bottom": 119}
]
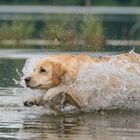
[
  {"left": 0, "top": 88, "right": 140, "bottom": 140},
  {"left": 0, "top": 49, "right": 140, "bottom": 140}
]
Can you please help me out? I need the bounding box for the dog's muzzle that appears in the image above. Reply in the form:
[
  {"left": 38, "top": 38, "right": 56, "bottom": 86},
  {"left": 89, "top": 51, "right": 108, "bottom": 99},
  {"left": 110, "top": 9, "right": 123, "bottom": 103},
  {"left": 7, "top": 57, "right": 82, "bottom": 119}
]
[{"left": 24, "top": 77, "right": 31, "bottom": 87}]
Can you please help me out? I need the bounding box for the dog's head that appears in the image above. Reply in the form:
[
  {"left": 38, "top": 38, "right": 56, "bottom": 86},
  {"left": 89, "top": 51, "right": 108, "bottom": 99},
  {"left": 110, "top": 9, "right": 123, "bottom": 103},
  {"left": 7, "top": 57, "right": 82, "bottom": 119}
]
[{"left": 24, "top": 58, "right": 68, "bottom": 90}]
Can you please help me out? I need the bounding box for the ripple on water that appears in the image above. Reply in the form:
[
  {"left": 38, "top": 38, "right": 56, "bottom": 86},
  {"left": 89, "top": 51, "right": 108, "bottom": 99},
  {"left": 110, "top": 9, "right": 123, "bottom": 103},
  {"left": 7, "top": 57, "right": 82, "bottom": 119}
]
[{"left": 1, "top": 52, "right": 140, "bottom": 140}]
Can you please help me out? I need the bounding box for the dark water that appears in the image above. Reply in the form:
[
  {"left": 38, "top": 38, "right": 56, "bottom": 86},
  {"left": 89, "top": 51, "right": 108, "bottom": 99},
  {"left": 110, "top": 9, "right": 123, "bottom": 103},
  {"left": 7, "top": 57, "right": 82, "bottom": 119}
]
[{"left": 0, "top": 49, "right": 140, "bottom": 140}]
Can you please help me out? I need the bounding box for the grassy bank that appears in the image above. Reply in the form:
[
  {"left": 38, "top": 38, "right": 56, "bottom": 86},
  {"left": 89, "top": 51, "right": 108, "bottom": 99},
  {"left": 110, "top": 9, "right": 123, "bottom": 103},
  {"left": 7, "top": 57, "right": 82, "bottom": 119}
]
[{"left": 0, "top": 15, "right": 105, "bottom": 51}]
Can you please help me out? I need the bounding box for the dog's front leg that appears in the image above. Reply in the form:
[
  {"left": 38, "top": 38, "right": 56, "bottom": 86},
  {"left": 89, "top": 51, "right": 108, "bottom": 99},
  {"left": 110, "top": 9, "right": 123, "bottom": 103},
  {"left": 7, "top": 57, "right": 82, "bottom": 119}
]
[
  {"left": 43, "top": 85, "right": 68, "bottom": 111},
  {"left": 43, "top": 85, "right": 81, "bottom": 111},
  {"left": 43, "top": 85, "right": 67, "bottom": 103}
]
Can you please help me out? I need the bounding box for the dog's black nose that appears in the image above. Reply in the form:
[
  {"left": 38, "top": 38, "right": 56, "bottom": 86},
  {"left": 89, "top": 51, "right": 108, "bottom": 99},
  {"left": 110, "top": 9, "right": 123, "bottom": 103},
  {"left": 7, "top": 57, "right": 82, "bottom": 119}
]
[{"left": 24, "top": 77, "right": 31, "bottom": 83}]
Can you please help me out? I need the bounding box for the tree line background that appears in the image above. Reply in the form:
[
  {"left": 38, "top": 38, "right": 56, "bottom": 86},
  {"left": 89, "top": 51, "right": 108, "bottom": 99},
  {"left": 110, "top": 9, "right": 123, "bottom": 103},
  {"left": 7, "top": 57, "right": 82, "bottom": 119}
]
[
  {"left": 0, "top": 0, "right": 140, "bottom": 6},
  {"left": 0, "top": 0, "right": 140, "bottom": 52}
]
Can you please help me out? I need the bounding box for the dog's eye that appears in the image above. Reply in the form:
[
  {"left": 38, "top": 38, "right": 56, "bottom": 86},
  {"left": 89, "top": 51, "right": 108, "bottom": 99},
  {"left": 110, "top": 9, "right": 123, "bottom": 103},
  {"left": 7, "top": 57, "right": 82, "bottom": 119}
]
[{"left": 40, "top": 67, "right": 46, "bottom": 73}]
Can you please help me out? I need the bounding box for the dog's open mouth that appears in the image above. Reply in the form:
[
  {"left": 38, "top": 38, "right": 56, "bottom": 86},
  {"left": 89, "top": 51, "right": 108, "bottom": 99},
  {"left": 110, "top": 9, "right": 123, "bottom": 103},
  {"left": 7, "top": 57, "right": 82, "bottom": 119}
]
[{"left": 28, "top": 84, "right": 42, "bottom": 89}]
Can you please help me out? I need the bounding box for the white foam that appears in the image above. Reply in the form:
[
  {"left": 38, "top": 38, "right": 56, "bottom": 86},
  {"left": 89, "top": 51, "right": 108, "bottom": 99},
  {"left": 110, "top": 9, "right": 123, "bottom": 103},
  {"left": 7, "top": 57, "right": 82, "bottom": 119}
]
[
  {"left": 20, "top": 53, "right": 140, "bottom": 112},
  {"left": 20, "top": 57, "right": 41, "bottom": 87},
  {"left": 73, "top": 52, "right": 140, "bottom": 111}
]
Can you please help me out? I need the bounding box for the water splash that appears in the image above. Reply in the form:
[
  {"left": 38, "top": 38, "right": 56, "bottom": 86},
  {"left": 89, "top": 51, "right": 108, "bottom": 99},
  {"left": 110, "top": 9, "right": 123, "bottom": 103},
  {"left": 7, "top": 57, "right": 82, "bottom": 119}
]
[
  {"left": 20, "top": 53, "right": 140, "bottom": 112},
  {"left": 73, "top": 52, "right": 140, "bottom": 111},
  {"left": 129, "top": 46, "right": 135, "bottom": 54}
]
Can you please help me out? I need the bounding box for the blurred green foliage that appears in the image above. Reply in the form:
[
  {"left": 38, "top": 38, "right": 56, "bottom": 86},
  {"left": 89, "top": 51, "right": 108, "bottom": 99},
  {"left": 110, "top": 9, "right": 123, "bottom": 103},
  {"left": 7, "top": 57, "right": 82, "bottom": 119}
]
[
  {"left": 40, "top": 15, "right": 105, "bottom": 50},
  {"left": 80, "top": 15, "right": 105, "bottom": 51},
  {"left": 0, "top": 13, "right": 139, "bottom": 51},
  {"left": 42, "top": 22, "right": 66, "bottom": 41},
  {"left": 0, "top": 15, "right": 105, "bottom": 50},
  {"left": 0, "top": 21, "right": 34, "bottom": 40}
]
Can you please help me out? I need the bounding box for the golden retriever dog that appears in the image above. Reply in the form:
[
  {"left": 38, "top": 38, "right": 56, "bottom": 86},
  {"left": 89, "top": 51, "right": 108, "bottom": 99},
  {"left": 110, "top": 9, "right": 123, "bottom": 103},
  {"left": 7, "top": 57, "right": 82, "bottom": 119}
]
[{"left": 24, "top": 52, "right": 140, "bottom": 112}]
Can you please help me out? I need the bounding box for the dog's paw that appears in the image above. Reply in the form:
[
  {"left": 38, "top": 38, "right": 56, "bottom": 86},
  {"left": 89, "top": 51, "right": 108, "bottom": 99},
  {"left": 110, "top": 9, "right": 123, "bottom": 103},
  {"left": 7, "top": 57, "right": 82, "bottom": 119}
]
[{"left": 23, "top": 100, "right": 34, "bottom": 107}]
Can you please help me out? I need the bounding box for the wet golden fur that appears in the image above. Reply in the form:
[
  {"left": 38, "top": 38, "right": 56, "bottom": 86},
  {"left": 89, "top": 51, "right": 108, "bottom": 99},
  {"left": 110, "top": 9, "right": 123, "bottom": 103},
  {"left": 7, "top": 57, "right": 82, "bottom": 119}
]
[{"left": 24, "top": 53, "right": 140, "bottom": 111}]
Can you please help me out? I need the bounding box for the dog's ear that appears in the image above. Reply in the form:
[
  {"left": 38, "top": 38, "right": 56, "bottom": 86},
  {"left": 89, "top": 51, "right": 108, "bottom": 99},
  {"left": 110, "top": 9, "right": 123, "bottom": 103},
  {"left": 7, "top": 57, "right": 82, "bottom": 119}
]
[{"left": 51, "top": 62, "right": 68, "bottom": 85}]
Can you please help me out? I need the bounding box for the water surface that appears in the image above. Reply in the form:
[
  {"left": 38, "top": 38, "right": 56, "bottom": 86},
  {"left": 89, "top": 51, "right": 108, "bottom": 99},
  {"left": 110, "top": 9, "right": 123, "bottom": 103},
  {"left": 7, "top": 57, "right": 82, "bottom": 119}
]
[{"left": 0, "top": 49, "right": 140, "bottom": 140}]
